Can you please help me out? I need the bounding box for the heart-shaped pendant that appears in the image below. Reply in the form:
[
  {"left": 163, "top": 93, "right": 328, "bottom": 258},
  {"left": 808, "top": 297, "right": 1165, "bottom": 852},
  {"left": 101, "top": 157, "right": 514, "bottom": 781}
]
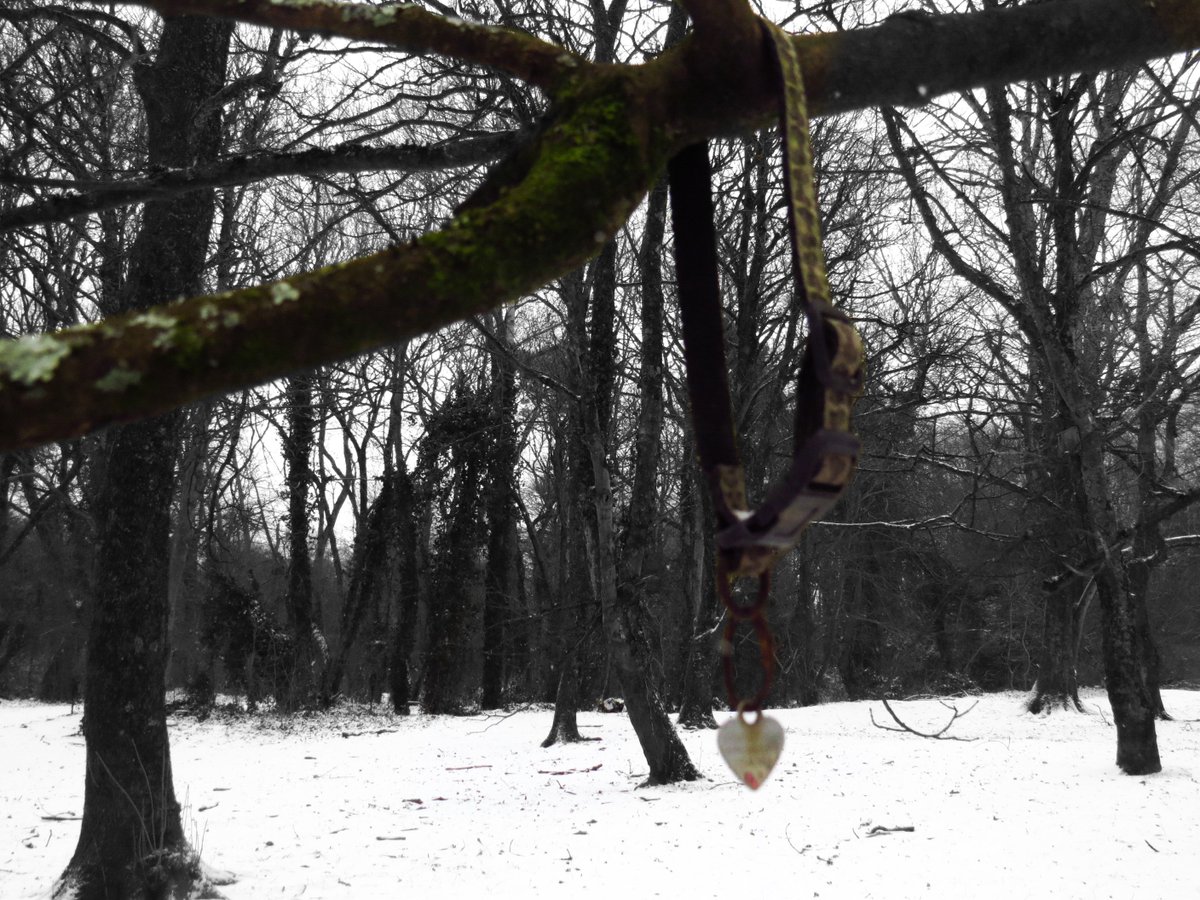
[{"left": 717, "top": 707, "right": 785, "bottom": 789}]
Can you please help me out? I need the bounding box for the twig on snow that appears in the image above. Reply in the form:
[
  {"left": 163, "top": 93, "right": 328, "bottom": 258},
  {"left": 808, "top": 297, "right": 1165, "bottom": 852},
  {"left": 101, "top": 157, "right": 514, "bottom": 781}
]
[
  {"left": 867, "top": 825, "right": 915, "bottom": 837},
  {"left": 537, "top": 763, "right": 602, "bottom": 776},
  {"left": 870, "top": 697, "right": 978, "bottom": 741},
  {"left": 340, "top": 727, "right": 399, "bottom": 738}
]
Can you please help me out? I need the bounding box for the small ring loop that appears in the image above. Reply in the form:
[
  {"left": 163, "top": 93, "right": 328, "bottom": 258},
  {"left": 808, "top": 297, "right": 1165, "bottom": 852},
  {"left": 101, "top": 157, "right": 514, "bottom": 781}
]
[{"left": 736, "top": 702, "right": 761, "bottom": 727}]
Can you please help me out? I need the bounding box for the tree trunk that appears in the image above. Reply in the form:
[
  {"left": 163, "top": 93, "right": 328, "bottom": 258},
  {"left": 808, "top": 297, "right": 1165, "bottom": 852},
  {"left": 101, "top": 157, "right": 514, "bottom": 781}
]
[
  {"left": 58, "top": 17, "right": 235, "bottom": 896},
  {"left": 782, "top": 536, "right": 821, "bottom": 707},
  {"left": 38, "top": 631, "right": 83, "bottom": 704},
  {"left": 580, "top": 228, "right": 698, "bottom": 783},
  {"left": 281, "top": 373, "right": 324, "bottom": 711},
  {"left": 1026, "top": 391, "right": 1085, "bottom": 714},
  {"left": 540, "top": 510, "right": 592, "bottom": 745},
  {"left": 421, "top": 504, "right": 475, "bottom": 714},
  {"left": 541, "top": 660, "right": 587, "bottom": 746},
  {"left": 677, "top": 476, "right": 719, "bottom": 729},
  {"left": 1094, "top": 557, "right": 1161, "bottom": 773},
  {"left": 1127, "top": 260, "right": 1172, "bottom": 720},
  {"left": 542, "top": 269, "right": 596, "bottom": 745},
  {"left": 422, "top": 388, "right": 487, "bottom": 714},
  {"left": 888, "top": 74, "right": 1164, "bottom": 771},
  {"left": 1076, "top": 428, "right": 1161, "bottom": 774},
  {"left": 840, "top": 556, "right": 886, "bottom": 700},
  {"left": 586, "top": 428, "right": 699, "bottom": 784},
  {"left": 481, "top": 310, "right": 519, "bottom": 710},
  {"left": 324, "top": 467, "right": 399, "bottom": 704},
  {"left": 387, "top": 464, "right": 420, "bottom": 715},
  {"left": 1126, "top": 546, "right": 1169, "bottom": 720},
  {"left": 0, "top": 621, "right": 26, "bottom": 693},
  {"left": 166, "top": 404, "right": 209, "bottom": 692},
  {"left": 1026, "top": 575, "right": 1084, "bottom": 714}
]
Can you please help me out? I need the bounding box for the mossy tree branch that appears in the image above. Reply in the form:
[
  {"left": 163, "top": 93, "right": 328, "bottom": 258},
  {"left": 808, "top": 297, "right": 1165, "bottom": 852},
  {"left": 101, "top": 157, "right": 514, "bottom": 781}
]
[
  {"left": 3, "top": 0, "right": 1200, "bottom": 451},
  {"left": 1, "top": 68, "right": 662, "bottom": 449}
]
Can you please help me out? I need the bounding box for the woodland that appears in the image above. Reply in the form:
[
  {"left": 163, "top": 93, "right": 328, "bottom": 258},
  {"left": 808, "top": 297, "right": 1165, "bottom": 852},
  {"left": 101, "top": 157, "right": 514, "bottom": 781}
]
[{"left": 2, "top": 0, "right": 1200, "bottom": 897}]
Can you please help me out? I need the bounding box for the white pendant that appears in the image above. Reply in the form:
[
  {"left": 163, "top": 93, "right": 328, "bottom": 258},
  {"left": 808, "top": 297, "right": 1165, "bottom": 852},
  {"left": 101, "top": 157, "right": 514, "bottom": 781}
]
[{"left": 717, "top": 709, "right": 784, "bottom": 790}]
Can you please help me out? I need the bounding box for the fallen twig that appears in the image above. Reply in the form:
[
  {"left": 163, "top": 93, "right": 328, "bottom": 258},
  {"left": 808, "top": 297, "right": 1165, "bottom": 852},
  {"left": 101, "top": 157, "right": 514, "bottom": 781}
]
[
  {"left": 340, "top": 727, "right": 399, "bottom": 738},
  {"left": 469, "top": 703, "right": 538, "bottom": 734},
  {"left": 870, "top": 698, "right": 978, "bottom": 741},
  {"left": 538, "top": 763, "right": 602, "bottom": 776},
  {"left": 867, "top": 825, "right": 915, "bottom": 837},
  {"left": 446, "top": 764, "right": 493, "bottom": 771},
  {"left": 784, "top": 824, "right": 808, "bottom": 856}
]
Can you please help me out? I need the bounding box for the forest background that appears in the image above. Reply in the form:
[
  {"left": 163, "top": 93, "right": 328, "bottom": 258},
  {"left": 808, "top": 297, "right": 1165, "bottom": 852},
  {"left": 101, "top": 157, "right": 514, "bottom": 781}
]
[{"left": 3, "top": 0, "right": 1200, "bottom": 782}]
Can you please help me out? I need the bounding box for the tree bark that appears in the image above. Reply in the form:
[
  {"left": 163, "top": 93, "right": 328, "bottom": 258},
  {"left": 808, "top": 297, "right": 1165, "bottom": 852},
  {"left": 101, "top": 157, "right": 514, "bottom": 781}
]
[
  {"left": 166, "top": 404, "right": 209, "bottom": 691},
  {"left": 580, "top": 224, "right": 698, "bottom": 783},
  {"left": 586, "top": 429, "right": 699, "bottom": 784},
  {"left": 57, "top": 15, "right": 234, "bottom": 899},
  {"left": 542, "top": 269, "right": 596, "bottom": 746},
  {"left": 782, "top": 536, "right": 821, "bottom": 707},
  {"left": 1077, "top": 427, "right": 1161, "bottom": 774},
  {"left": 481, "top": 310, "right": 520, "bottom": 710},
  {"left": 421, "top": 386, "right": 487, "bottom": 715},
  {"left": 387, "top": 463, "right": 420, "bottom": 715},
  {"left": 281, "top": 373, "right": 324, "bottom": 711},
  {"left": 677, "top": 469, "right": 719, "bottom": 730},
  {"left": 324, "top": 467, "right": 399, "bottom": 704},
  {"left": 1026, "top": 576, "right": 1084, "bottom": 714}
]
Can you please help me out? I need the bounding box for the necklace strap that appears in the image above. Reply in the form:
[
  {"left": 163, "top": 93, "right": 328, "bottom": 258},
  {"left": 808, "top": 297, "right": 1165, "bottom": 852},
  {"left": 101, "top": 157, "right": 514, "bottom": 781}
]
[{"left": 668, "top": 19, "right": 865, "bottom": 584}]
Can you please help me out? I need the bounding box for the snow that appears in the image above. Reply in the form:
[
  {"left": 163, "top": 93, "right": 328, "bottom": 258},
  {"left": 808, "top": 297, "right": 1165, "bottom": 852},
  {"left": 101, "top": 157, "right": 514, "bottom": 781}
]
[{"left": 3, "top": 690, "right": 1199, "bottom": 899}]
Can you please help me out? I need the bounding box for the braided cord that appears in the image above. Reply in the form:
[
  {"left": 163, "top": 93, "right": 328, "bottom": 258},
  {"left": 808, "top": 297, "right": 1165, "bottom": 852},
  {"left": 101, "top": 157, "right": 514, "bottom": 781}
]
[
  {"left": 762, "top": 20, "right": 832, "bottom": 313},
  {"left": 717, "top": 22, "right": 866, "bottom": 710}
]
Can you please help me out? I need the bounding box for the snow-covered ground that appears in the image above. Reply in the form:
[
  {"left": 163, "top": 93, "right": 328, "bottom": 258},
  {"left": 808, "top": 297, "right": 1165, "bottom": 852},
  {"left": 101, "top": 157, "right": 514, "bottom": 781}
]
[{"left": 3, "top": 690, "right": 1198, "bottom": 899}]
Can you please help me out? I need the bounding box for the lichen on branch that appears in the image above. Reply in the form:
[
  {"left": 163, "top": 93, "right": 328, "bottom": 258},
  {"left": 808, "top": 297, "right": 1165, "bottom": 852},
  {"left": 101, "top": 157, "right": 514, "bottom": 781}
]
[
  {"left": 7, "top": 0, "right": 1200, "bottom": 450},
  {"left": 0, "top": 69, "right": 664, "bottom": 450}
]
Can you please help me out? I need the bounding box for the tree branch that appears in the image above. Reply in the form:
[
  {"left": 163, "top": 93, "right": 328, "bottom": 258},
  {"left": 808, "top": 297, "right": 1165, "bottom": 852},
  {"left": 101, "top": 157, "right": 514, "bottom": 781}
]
[
  {"left": 5, "top": 0, "right": 1200, "bottom": 450},
  {"left": 870, "top": 698, "right": 978, "bottom": 741},
  {"left": 93, "top": 0, "right": 588, "bottom": 92},
  {"left": 0, "top": 133, "right": 521, "bottom": 232},
  {"left": 0, "top": 5, "right": 143, "bottom": 57},
  {"left": 0, "top": 69, "right": 657, "bottom": 449}
]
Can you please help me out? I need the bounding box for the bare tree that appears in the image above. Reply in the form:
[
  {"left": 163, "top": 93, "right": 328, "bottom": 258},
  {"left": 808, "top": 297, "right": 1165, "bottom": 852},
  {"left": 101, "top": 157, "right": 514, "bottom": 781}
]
[{"left": 884, "top": 48, "right": 1200, "bottom": 772}]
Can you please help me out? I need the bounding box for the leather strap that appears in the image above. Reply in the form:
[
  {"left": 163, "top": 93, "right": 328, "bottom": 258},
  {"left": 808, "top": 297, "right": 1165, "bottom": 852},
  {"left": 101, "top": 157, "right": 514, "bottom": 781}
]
[{"left": 669, "top": 19, "right": 865, "bottom": 583}]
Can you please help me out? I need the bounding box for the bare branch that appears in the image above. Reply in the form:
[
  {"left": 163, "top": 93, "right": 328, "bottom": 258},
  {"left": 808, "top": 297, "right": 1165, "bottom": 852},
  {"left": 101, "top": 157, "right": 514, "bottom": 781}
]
[
  {"left": 869, "top": 698, "right": 978, "bottom": 741},
  {"left": 0, "top": 133, "right": 521, "bottom": 232},
  {"left": 91, "top": 0, "right": 588, "bottom": 92},
  {"left": 0, "top": 4, "right": 144, "bottom": 56}
]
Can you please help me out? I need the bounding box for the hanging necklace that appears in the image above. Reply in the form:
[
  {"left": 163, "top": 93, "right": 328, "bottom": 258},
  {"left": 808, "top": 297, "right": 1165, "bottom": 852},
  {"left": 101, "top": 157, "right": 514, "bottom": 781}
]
[{"left": 668, "top": 18, "right": 865, "bottom": 789}]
